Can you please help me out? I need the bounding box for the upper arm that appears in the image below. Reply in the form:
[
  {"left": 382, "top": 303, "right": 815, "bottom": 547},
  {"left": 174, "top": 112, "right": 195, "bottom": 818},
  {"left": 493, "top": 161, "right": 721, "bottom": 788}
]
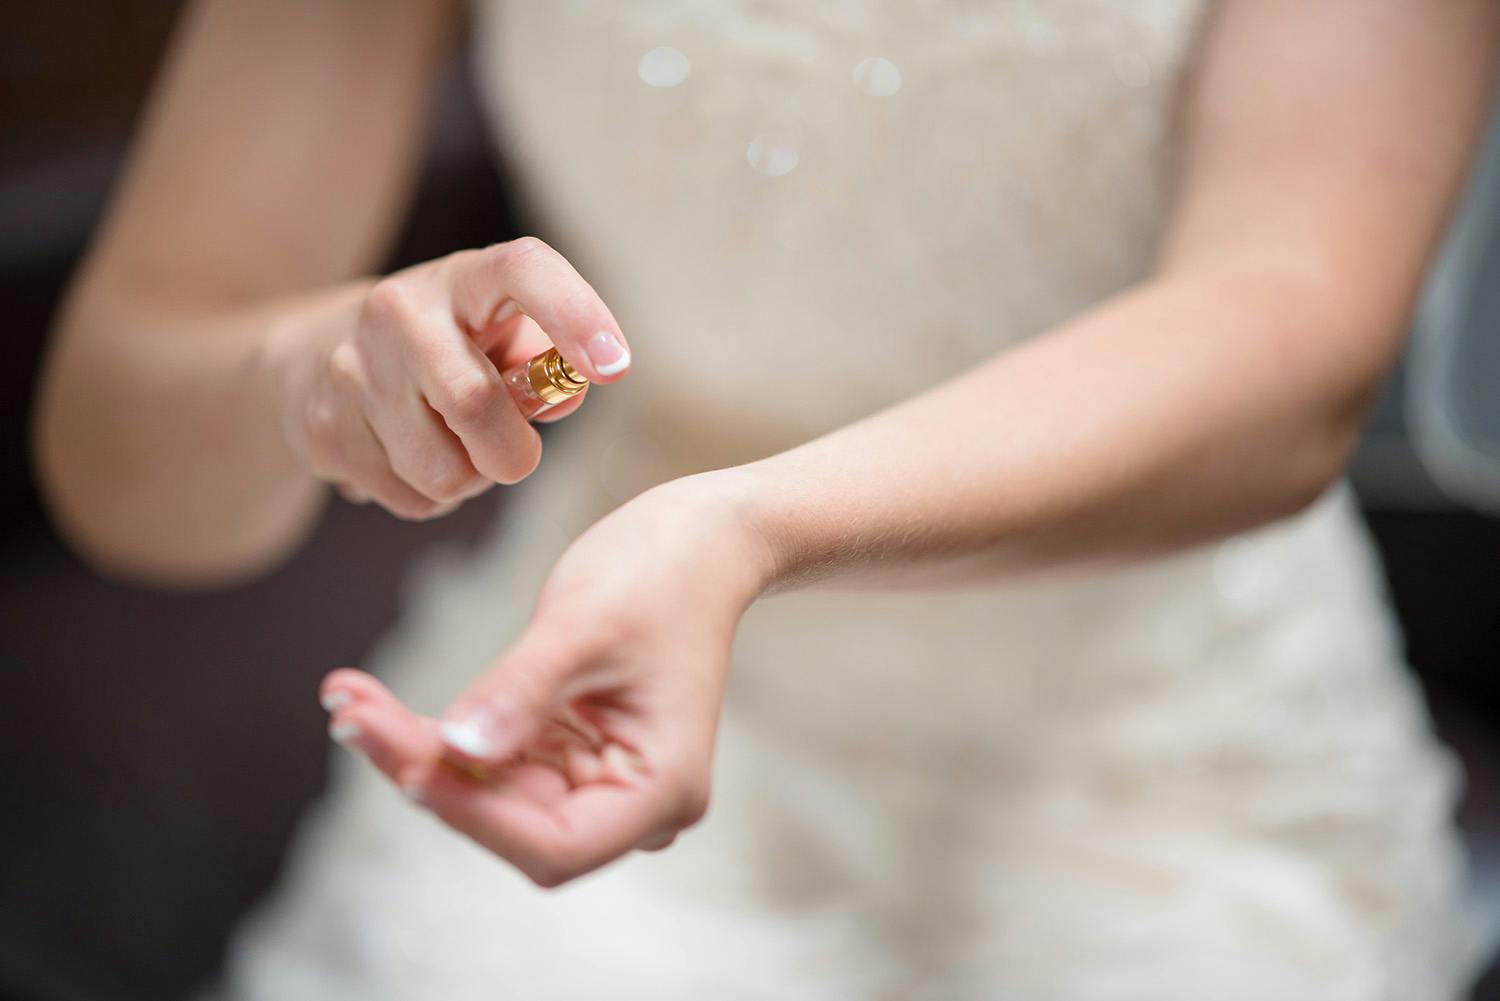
[
  {"left": 1160, "top": 0, "right": 1499, "bottom": 362},
  {"left": 84, "top": 0, "right": 458, "bottom": 307}
]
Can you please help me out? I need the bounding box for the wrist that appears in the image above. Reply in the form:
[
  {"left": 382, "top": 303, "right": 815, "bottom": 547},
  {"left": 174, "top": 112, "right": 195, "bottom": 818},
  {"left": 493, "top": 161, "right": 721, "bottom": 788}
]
[
  {"left": 639, "top": 467, "right": 782, "bottom": 610},
  {"left": 714, "top": 454, "right": 847, "bottom": 595},
  {"left": 252, "top": 281, "right": 370, "bottom": 470}
]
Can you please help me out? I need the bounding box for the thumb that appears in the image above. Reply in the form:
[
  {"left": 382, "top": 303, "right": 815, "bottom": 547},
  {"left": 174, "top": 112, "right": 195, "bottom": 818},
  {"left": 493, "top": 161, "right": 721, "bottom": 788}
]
[{"left": 439, "top": 631, "right": 570, "bottom": 768}]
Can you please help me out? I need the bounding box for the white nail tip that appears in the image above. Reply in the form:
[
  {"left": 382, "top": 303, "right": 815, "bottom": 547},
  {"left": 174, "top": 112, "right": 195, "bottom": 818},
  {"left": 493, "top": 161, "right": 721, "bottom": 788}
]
[
  {"left": 329, "top": 721, "right": 362, "bottom": 745},
  {"left": 441, "top": 719, "right": 495, "bottom": 759},
  {"left": 320, "top": 690, "right": 351, "bottom": 712},
  {"left": 593, "top": 351, "right": 631, "bottom": 377},
  {"left": 401, "top": 784, "right": 428, "bottom": 805}
]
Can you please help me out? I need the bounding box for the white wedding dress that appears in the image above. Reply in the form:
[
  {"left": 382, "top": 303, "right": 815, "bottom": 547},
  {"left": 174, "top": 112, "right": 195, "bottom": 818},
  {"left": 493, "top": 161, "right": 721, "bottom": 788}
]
[{"left": 219, "top": 2, "right": 1480, "bottom": 997}]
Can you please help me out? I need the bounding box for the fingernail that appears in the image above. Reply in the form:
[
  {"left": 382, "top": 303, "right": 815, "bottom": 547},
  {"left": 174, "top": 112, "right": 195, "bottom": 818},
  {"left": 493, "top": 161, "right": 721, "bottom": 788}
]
[
  {"left": 329, "top": 720, "right": 363, "bottom": 747},
  {"left": 401, "top": 783, "right": 428, "bottom": 806},
  {"left": 441, "top": 715, "right": 498, "bottom": 759},
  {"left": 320, "top": 690, "right": 351, "bottom": 712},
  {"left": 585, "top": 330, "right": 630, "bottom": 377}
]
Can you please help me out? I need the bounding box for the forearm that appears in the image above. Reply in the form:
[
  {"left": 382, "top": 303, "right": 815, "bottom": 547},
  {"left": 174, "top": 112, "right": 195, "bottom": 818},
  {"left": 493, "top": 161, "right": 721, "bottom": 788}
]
[
  {"left": 732, "top": 268, "right": 1395, "bottom": 592},
  {"left": 34, "top": 280, "right": 362, "bottom": 583},
  {"left": 29, "top": 0, "right": 460, "bottom": 583},
  {"left": 708, "top": 0, "right": 1491, "bottom": 593}
]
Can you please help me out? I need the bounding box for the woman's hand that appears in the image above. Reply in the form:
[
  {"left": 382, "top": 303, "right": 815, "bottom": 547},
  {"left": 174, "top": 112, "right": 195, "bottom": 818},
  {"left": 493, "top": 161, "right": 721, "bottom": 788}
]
[
  {"left": 264, "top": 237, "right": 631, "bottom": 520},
  {"left": 320, "top": 472, "right": 773, "bottom": 885}
]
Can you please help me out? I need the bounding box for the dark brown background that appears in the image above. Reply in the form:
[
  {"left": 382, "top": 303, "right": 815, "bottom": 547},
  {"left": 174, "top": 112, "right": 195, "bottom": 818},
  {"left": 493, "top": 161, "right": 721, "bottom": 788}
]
[{"left": 2, "top": 4, "right": 1498, "bottom": 998}]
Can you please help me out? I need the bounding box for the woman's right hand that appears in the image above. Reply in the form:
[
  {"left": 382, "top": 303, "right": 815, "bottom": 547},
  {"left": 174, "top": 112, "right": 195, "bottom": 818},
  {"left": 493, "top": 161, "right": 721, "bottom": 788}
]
[{"left": 264, "top": 237, "right": 631, "bottom": 520}]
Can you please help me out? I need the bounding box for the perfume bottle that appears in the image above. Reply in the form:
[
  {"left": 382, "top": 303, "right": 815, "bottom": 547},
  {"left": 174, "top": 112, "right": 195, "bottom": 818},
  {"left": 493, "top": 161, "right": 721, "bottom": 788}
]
[{"left": 502, "top": 347, "right": 589, "bottom": 420}]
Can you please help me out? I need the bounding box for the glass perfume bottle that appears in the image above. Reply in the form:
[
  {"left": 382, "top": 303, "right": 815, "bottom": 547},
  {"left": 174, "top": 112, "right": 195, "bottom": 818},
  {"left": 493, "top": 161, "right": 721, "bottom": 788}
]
[{"left": 502, "top": 347, "right": 589, "bottom": 420}]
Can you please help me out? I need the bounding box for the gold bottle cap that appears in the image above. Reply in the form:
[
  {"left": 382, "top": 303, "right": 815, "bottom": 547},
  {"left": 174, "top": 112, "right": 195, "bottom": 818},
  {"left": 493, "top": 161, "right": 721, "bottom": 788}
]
[{"left": 526, "top": 348, "right": 589, "bottom": 405}]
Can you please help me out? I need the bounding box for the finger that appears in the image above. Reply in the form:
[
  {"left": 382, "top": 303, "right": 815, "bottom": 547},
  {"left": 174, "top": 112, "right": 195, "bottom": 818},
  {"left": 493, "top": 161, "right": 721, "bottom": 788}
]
[
  {"left": 403, "top": 761, "right": 668, "bottom": 887},
  {"left": 476, "top": 299, "right": 546, "bottom": 370},
  {"left": 417, "top": 337, "right": 542, "bottom": 485},
  {"left": 319, "top": 667, "right": 386, "bottom": 712},
  {"left": 562, "top": 744, "right": 603, "bottom": 786},
  {"left": 361, "top": 276, "right": 542, "bottom": 486},
  {"left": 436, "top": 629, "right": 575, "bottom": 769},
  {"left": 363, "top": 385, "right": 489, "bottom": 504},
  {"left": 427, "top": 758, "right": 572, "bottom": 805},
  {"left": 493, "top": 313, "right": 587, "bottom": 424},
  {"left": 449, "top": 238, "right": 632, "bottom": 384},
  {"left": 314, "top": 404, "right": 441, "bottom": 520},
  {"left": 344, "top": 416, "right": 447, "bottom": 520},
  {"left": 326, "top": 688, "right": 442, "bottom": 783},
  {"left": 322, "top": 670, "right": 435, "bottom": 769}
]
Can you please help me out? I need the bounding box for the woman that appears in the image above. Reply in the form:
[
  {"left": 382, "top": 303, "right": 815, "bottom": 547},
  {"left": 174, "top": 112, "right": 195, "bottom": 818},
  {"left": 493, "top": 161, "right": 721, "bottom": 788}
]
[{"left": 34, "top": 0, "right": 1499, "bottom": 996}]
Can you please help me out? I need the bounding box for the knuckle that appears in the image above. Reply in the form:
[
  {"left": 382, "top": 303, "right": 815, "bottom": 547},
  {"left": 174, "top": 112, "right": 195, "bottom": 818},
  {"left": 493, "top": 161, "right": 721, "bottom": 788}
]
[
  {"left": 360, "top": 277, "right": 414, "bottom": 330},
  {"left": 387, "top": 496, "right": 440, "bottom": 522},
  {"left": 486, "top": 235, "right": 557, "bottom": 278},
  {"left": 437, "top": 369, "right": 502, "bottom": 426},
  {"left": 557, "top": 285, "right": 601, "bottom": 325},
  {"left": 499, "top": 235, "right": 550, "bottom": 266},
  {"left": 421, "top": 460, "right": 477, "bottom": 502},
  {"left": 327, "top": 341, "right": 365, "bottom": 390},
  {"left": 388, "top": 449, "right": 464, "bottom": 503},
  {"left": 488, "top": 435, "right": 542, "bottom": 486},
  {"left": 302, "top": 400, "right": 341, "bottom": 453}
]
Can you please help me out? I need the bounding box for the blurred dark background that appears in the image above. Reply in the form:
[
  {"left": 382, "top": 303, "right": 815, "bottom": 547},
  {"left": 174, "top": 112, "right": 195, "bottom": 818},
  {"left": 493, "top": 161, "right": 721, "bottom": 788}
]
[{"left": 1, "top": 4, "right": 1497, "bottom": 999}]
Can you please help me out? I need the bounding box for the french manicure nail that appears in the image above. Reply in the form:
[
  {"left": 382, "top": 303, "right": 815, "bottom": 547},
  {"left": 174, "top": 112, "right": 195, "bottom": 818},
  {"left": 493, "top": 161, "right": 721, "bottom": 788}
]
[
  {"left": 329, "top": 720, "right": 363, "bottom": 746},
  {"left": 585, "top": 330, "right": 630, "bottom": 377},
  {"left": 321, "top": 690, "right": 351, "bottom": 712},
  {"left": 441, "top": 716, "right": 497, "bottom": 759}
]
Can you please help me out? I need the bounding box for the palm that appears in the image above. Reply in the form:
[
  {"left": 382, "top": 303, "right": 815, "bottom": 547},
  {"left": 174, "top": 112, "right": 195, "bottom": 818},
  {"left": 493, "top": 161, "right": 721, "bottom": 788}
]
[{"left": 322, "top": 666, "right": 679, "bottom": 885}]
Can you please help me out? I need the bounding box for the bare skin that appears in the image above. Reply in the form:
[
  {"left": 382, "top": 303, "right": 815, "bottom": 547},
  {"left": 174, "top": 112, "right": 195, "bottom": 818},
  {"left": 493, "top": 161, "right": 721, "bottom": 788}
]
[
  {"left": 33, "top": 0, "right": 629, "bottom": 584},
  {"left": 36, "top": 1, "right": 1500, "bottom": 886}
]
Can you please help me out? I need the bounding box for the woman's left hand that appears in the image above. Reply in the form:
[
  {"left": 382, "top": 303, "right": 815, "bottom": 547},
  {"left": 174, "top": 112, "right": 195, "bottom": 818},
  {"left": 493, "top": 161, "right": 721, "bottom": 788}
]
[{"left": 319, "top": 472, "right": 772, "bottom": 886}]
